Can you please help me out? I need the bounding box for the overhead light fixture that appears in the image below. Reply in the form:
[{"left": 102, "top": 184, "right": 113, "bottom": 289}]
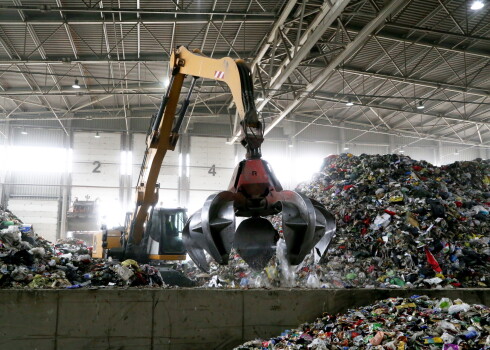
[
  {"left": 72, "top": 79, "right": 80, "bottom": 89},
  {"left": 399, "top": 148, "right": 405, "bottom": 153},
  {"left": 471, "top": 0, "right": 484, "bottom": 10},
  {"left": 256, "top": 92, "right": 265, "bottom": 102},
  {"left": 346, "top": 98, "right": 354, "bottom": 106},
  {"left": 417, "top": 101, "right": 425, "bottom": 110},
  {"left": 344, "top": 146, "right": 349, "bottom": 151},
  {"left": 454, "top": 149, "right": 459, "bottom": 155},
  {"left": 94, "top": 131, "right": 100, "bottom": 138},
  {"left": 21, "top": 126, "right": 28, "bottom": 135},
  {"left": 162, "top": 78, "right": 169, "bottom": 88}
]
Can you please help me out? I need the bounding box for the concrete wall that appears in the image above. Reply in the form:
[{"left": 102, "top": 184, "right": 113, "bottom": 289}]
[{"left": 0, "top": 289, "right": 488, "bottom": 350}]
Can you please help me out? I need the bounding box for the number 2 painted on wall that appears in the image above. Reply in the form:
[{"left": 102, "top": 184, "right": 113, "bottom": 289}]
[
  {"left": 208, "top": 164, "right": 216, "bottom": 176},
  {"left": 92, "top": 161, "right": 101, "bottom": 173}
]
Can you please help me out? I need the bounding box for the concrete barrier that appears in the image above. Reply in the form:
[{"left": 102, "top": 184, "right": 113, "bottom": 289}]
[{"left": 0, "top": 288, "right": 488, "bottom": 350}]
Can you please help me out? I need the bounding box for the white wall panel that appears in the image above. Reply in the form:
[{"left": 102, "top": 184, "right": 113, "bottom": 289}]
[
  {"left": 188, "top": 190, "right": 215, "bottom": 216},
  {"left": 189, "top": 137, "right": 235, "bottom": 191},
  {"left": 71, "top": 132, "right": 121, "bottom": 224},
  {"left": 10, "top": 172, "right": 61, "bottom": 198},
  {"left": 8, "top": 199, "right": 59, "bottom": 242},
  {"left": 349, "top": 144, "right": 389, "bottom": 156},
  {"left": 156, "top": 189, "right": 179, "bottom": 208},
  {"left": 403, "top": 147, "right": 436, "bottom": 164},
  {"left": 440, "top": 146, "right": 480, "bottom": 165}
]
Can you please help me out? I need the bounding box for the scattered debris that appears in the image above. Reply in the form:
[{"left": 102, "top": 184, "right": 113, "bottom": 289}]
[{"left": 235, "top": 295, "right": 490, "bottom": 349}]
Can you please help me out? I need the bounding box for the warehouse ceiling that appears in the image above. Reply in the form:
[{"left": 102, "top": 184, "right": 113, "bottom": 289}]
[{"left": 0, "top": 0, "right": 489, "bottom": 148}]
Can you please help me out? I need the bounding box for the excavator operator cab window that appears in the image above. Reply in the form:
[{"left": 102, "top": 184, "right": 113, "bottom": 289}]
[{"left": 146, "top": 208, "right": 187, "bottom": 257}]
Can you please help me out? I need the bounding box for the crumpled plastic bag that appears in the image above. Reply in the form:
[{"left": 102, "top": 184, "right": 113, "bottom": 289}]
[{"left": 113, "top": 265, "right": 134, "bottom": 281}]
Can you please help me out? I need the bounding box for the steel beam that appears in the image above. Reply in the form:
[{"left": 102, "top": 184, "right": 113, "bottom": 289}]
[
  {"left": 256, "top": 0, "right": 408, "bottom": 138},
  {"left": 250, "top": 0, "right": 297, "bottom": 72},
  {"left": 257, "top": 0, "right": 351, "bottom": 112}
]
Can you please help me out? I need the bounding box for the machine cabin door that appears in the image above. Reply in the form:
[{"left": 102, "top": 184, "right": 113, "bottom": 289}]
[{"left": 146, "top": 208, "right": 187, "bottom": 260}]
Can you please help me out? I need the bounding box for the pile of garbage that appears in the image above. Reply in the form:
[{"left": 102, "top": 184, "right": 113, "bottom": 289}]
[
  {"left": 192, "top": 154, "right": 490, "bottom": 289},
  {"left": 235, "top": 295, "right": 490, "bottom": 349},
  {"left": 296, "top": 154, "right": 490, "bottom": 289},
  {"left": 0, "top": 206, "right": 165, "bottom": 289},
  {"left": 2, "top": 154, "right": 489, "bottom": 289}
]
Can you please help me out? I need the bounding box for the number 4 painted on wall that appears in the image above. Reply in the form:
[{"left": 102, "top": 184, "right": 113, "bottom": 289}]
[{"left": 208, "top": 164, "right": 216, "bottom": 176}]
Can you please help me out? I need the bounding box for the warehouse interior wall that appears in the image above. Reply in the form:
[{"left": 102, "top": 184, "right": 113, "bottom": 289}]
[{"left": 1, "top": 124, "right": 488, "bottom": 238}]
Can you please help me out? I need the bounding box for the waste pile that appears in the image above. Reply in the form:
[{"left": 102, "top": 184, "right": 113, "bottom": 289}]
[
  {"left": 191, "top": 154, "right": 490, "bottom": 289},
  {"left": 2, "top": 154, "right": 489, "bottom": 289},
  {"left": 235, "top": 295, "right": 490, "bottom": 349},
  {"left": 0, "top": 206, "right": 165, "bottom": 289},
  {"left": 296, "top": 154, "right": 490, "bottom": 289}
]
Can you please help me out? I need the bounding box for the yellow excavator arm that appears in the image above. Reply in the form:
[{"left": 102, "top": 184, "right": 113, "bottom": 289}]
[{"left": 127, "top": 46, "right": 259, "bottom": 253}]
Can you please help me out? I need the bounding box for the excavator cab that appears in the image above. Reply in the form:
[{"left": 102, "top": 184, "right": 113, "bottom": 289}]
[{"left": 145, "top": 208, "right": 187, "bottom": 260}]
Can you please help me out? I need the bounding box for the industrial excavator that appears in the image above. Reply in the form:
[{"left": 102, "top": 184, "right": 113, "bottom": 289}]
[{"left": 106, "top": 46, "right": 336, "bottom": 272}]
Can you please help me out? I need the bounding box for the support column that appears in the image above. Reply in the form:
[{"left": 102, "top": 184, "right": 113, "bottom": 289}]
[
  {"left": 178, "top": 133, "right": 191, "bottom": 209},
  {"left": 0, "top": 121, "right": 11, "bottom": 208},
  {"left": 478, "top": 147, "right": 486, "bottom": 160},
  {"left": 435, "top": 141, "right": 443, "bottom": 166},
  {"left": 126, "top": 133, "right": 133, "bottom": 213},
  {"left": 388, "top": 135, "right": 395, "bottom": 154},
  {"left": 339, "top": 123, "right": 346, "bottom": 153},
  {"left": 59, "top": 125, "right": 72, "bottom": 239}
]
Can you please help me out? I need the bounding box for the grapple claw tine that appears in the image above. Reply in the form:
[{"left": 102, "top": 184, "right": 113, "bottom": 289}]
[
  {"left": 309, "top": 197, "right": 336, "bottom": 263},
  {"left": 183, "top": 192, "right": 236, "bottom": 270},
  {"left": 234, "top": 217, "right": 277, "bottom": 270},
  {"left": 280, "top": 191, "right": 316, "bottom": 265},
  {"left": 279, "top": 192, "right": 336, "bottom": 265},
  {"left": 182, "top": 209, "right": 210, "bottom": 272},
  {"left": 201, "top": 191, "right": 236, "bottom": 264}
]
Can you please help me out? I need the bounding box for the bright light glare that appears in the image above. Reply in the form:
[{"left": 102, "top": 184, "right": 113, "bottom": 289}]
[
  {"left": 120, "top": 151, "right": 133, "bottom": 175},
  {"left": 5, "top": 146, "right": 71, "bottom": 173},
  {"left": 265, "top": 156, "right": 290, "bottom": 189},
  {"left": 293, "top": 157, "right": 323, "bottom": 184},
  {"left": 178, "top": 153, "right": 183, "bottom": 177},
  {"left": 99, "top": 198, "right": 124, "bottom": 228},
  {"left": 471, "top": 0, "right": 484, "bottom": 10}
]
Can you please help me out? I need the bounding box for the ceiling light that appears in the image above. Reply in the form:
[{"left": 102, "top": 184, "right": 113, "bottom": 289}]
[
  {"left": 399, "top": 148, "right": 405, "bottom": 153},
  {"left": 256, "top": 96, "right": 265, "bottom": 102},
  {"left": 21, "top": 127, "right": 28, "bottom": 135},
  {"left": 417, "top": 101, "right": 425, "bottom": 110},
  {"left": 454, "top": 149, "right": 459, "bottom": 155},
  {"left": 72, "top": 79, "right": 80, "bottom": 89},
  {"left": 346, "top": 98, "right": 354, "bottom": 106},
  {"left": 471, "top": 0, "right": 484, "bottom": 10},
  {"left": 344, "top": 147, "right": 349, "bottom": 151},
  {"left": 94, "top": 131, "right": 100, "bottom": 138}
]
